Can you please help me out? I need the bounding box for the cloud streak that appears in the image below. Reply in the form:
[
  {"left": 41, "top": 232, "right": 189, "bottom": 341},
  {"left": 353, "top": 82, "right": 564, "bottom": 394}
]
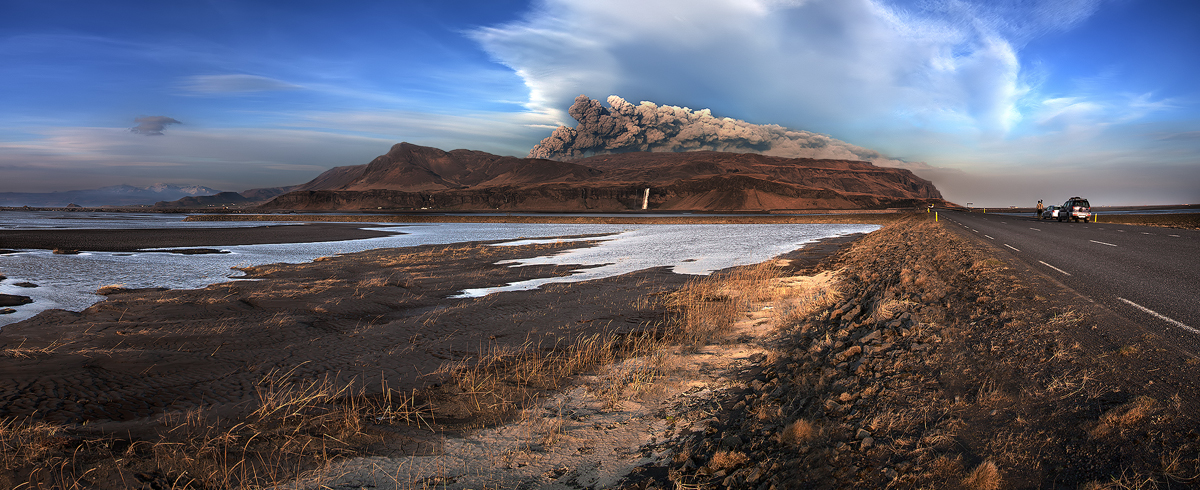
[{"left": 180, "top": 74, "right": 303, "bottom": 94}]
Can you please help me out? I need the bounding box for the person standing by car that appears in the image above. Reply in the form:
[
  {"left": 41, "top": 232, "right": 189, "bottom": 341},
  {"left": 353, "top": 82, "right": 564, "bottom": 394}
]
[{"left": 1036, "top": 200, "right": 1044, "bottom": 219}]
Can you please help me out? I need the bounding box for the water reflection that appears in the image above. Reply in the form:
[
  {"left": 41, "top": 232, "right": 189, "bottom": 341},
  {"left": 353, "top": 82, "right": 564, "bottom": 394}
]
[{"left": 0, "top": 220, "right": 879, "bottom": 327}]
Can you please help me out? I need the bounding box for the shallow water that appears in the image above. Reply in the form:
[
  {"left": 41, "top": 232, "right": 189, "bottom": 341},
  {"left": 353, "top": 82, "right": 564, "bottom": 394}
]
[{"left": 0, "top": 214, "right": 878, "bottom": 327}]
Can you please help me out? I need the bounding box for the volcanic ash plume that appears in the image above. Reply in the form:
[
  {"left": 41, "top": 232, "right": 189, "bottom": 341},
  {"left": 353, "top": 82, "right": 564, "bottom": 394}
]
[{"left": 530, "top": 95, "right": 925, "bottom": 170}]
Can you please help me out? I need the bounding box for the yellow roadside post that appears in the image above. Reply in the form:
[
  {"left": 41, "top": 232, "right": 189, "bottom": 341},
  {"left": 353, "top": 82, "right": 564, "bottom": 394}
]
[{"left": 935, "top": 211, "right": 938, "bottom": 222}]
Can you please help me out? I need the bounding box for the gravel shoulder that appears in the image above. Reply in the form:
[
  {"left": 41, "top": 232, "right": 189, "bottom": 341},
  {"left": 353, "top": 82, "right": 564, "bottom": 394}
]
[{"left": 609, "top": 215, "right": 1200, "bottom": 489}]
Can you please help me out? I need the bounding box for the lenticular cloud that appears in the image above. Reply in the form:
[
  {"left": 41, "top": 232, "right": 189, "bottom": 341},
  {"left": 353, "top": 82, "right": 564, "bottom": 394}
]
[{"left": 530, "top": 95, "right": 929, "bottom": 171}]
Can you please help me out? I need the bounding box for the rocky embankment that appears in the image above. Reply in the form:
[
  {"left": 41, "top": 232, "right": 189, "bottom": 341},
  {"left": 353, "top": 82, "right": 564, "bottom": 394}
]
[{"left": 618, "top": 217, "right": 1200, "bottom": 489}]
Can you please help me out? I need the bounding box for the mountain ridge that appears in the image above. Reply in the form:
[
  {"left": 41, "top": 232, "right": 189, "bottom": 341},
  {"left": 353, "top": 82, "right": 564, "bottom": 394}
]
[{"left": 261, "top": 142, "right": 947, "bottom": 212}]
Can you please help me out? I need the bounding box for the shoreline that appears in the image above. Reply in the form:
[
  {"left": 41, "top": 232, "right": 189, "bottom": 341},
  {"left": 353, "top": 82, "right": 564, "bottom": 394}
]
[
  {"left": 0, "top": 222, "right": 400, "bottom": 252},
  {"left": 182, "top": 212, "right": 911, "bottom": 225}
]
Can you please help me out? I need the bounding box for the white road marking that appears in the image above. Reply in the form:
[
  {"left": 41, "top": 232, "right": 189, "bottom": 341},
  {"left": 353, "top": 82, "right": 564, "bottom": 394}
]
[
  {"left": 1118, "top": 297, "right": 1199, "bottom": 335},
  {"left": 1170, "top": 234, "right": 1181, "bottom": 237},
  {"left": 1089, "top": 240, "right": 1118, "bottom": 247},
  {"left": 1030, "top": 228, "right": 1041, "bottom": 231},
  {"left": 972, "top": 229, "right": 979, "bottom": 233},
  {"left": 1038, "top": 260, "right": 1071, "bottom": 276},
  {"left": 1141, "top": 232, "right": 1152, "bottom": 235},
  {"left": 984, "top": 235, "right": 994, "bottom": 240},
  {"left": 1004, "top": 244, "right": 1020, "bottom": 252}
]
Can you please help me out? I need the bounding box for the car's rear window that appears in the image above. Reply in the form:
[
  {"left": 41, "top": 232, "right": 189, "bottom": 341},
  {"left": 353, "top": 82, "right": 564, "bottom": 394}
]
[{"left": 1079, "top": 200, "right": 1090, "bottom": 207}]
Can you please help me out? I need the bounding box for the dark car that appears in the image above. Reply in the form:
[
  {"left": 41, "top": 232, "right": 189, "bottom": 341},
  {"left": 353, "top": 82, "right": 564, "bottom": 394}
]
[{"left": 1059, "top": 197, "right": 1091, "bottom": 222}]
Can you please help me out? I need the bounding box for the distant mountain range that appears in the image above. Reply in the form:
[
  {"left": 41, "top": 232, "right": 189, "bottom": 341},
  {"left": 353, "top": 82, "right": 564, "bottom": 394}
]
[
  {"left": 0, "top": 184, "right": 224, "bottom": 207},
  {"left": 260, "top": 142, "right": 949, "bottom": 212}
]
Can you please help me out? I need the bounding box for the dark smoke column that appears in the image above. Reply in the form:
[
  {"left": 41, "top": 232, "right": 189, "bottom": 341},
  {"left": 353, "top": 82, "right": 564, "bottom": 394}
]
[{"left": 529, "top": 95, "right": 928, "bottom": 172}]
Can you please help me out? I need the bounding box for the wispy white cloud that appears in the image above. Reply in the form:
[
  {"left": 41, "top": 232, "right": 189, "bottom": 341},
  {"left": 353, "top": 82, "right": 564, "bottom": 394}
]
[
  {"left": 290, "top": 110, "right": 552, "bottom": 155},
  {"left": 180, "top": 74, "right": 302, "bottom": 94}
]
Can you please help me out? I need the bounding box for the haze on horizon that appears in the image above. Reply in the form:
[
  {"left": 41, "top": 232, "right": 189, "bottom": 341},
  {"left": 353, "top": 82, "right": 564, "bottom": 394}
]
[{"left": 1, "top": 0, "right": 1198, "bottom": 207}]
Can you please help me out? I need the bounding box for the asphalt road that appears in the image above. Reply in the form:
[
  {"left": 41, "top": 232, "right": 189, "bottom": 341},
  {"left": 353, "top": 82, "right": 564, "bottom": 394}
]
[{"left": 940, "top": 210, "right": 1200, "bottom": 351}]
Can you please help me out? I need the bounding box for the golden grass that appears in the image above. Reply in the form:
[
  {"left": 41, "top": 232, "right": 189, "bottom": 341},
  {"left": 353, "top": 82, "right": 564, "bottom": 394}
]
[
  {"left": 867, "top": 298, "right": 916, "bottom": 324},
  {"left": 962, "top": 460, "right": 1003, "bottom": 490},
  {"left": 708, "top": 450, "right": 749, "bottom": 471},
  {"left": 95, "top": 283, "right": 127, "bottom": 295},
  {"left": 0, "top": 366, "right": 439, "bottom": 489},
  {"left": 0, "top": 338, "right": 65, "bottom": 359},
  {"left": 779, "top": 419, "right": 817, "bottom": 445},
  {"left": 0, "top": 418, "right": 65, "bottom": 470},
  {"left": 665, "top": 262, "right": 784, "bottom": 349}
]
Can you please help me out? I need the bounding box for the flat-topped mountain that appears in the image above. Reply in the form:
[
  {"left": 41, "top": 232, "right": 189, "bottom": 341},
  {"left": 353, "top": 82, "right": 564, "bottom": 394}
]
[{"left": 263, "top": 142, "right": 947, "bottom": 212}]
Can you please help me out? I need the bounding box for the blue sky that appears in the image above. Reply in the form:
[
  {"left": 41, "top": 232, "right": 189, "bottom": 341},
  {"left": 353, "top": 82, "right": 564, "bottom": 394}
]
[{"left": 1, "top": 0, "right": 1197, "bottom": 206}]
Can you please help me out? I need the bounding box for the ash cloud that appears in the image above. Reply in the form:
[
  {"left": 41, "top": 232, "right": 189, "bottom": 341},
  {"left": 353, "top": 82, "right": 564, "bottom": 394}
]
[
  {"left": 130, "top": 116, "right": 182, "bottom": 136},
  {"left": 530, "top": 95, "right": 929, "bottom": 171}
]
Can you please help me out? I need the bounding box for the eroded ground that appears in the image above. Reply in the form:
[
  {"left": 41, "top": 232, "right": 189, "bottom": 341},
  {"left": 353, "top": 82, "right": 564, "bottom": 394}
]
[{"left": 3, "top": 216, "right": 1199, "bottom": 489}]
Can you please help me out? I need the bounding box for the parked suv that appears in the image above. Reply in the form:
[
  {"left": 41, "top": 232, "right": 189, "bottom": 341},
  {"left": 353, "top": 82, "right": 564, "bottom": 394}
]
[{"left": 1059, "top": 197, "right": 1091, "bottom": 222}]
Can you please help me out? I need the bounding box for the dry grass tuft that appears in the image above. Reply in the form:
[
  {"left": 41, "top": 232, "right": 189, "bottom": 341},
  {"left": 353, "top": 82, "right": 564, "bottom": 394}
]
[
  {"left": 1081, "top": 470, "right": 1163, "bottom": 489},
  {"left": 95, "top": 283, "right": 128, "bottom": 295},
  {"left": 1, "top": 339, "right": 65, "bottom": 359},
  {"left": 435, "top": 326, "right": 668, "bottom": 421},
  {"left": 868, "top": 298, "right": 917, "bottom": 324},
  {"left": 709, "top": 450, "right": 749, "bottom": 471},
  {"left": 1091, "top": 396, "right": 1158, "bottom": 439},
  {"left": 962, "top": 460, "right": 1002, "bottom": 490},
  {"left": 666, "top": 262, "right": 784, "bottom": 349},
  {"left": 779, "top": 419, "right": 817, "bottom": 445},
  {"left": 0, "top": 418, "right": 67, "bottom": 470}
]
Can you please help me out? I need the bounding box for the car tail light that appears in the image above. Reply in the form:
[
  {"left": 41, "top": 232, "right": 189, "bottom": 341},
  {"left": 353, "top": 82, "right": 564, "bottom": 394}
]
[{"left": 1073, "top": 206, "right": 1079, "bottom": 211}]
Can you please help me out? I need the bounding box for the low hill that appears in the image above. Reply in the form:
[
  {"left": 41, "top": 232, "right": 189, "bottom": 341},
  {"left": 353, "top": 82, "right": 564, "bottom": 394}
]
[
  {"left": 154, "top": 186, "right": 296, "bottom": 208},
  {"left": 262, "top": 143, "right": 947, "bottom": 212},
  {"left": 0, "top": 184, "right": 222, "bottom": 207}
]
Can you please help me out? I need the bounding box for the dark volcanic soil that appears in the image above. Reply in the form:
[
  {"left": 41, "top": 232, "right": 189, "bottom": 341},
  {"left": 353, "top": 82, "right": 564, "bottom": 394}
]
[{"left": 0, "top": 239, "right": 693, "bottom": 428}]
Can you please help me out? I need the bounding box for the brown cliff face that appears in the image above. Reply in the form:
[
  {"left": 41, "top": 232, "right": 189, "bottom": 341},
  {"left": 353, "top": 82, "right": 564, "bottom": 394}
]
[{"left": 263, "top": 143, "right": 946, "bottom": 212}]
